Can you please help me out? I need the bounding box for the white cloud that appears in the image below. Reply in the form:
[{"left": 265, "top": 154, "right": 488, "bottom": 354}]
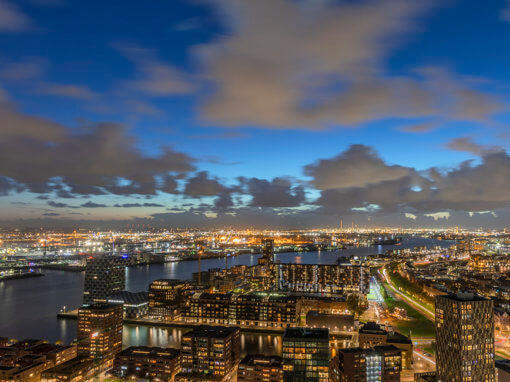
[{"left": 425, "top": 212, "right": 450, "bottom": 221}]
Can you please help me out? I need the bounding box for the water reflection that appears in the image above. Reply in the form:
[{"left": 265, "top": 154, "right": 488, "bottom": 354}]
[{"left": 122, "top": 325, "right": 282, "bottom": 356}]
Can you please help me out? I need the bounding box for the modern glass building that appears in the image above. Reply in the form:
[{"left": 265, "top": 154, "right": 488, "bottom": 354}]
[
  {"left": 282, "top": 328, "right": 330, "bottom": 382},
  {"left": 82, "top": 256, "right": 126, "bottom": 305}
]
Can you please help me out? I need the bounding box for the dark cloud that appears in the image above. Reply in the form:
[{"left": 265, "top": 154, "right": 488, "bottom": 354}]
[
  {"left": 0, "top": 105, "right": 195, "bottom": 197},
  {"left": 48, "top": 201, "right": 69, "bottom": 208},
  {"left": 400, "top": 121, "right": 437, "bottom": 133},
  {"left": 199, "top": 0, "right": 499, "bottom": 128},
  {"left": 0, "top": 176, "right": 22, "bottom": 195},
  {"left": 304, "top": 144, "right": 411, "bottom": 190},
  {"left": 309, "top": 147, "right": 510, "bottom": 215},
  {"left": 113, "top": 203, "right": 165, "bottom": 208},
  {"left": 0, "top": 0, "right": 31, "bottom": 32},
  {"left": 214, "top": 192, "right": 234, "bottom": 210},
  {"left": 42, "top": 212, "right": 60, "bottom": 216},
  {"left": 445, "top": 137, "right": 503, "bottom": 156},
  {"left": 116, "top": 45, "right": 194, "bottom": 96},
  {"left": 81, "top": 201, "right": 107, "bottom": 208},
  {"left": 184, "top": 171, "right": 226, "bottom": 197},
  {"left": 0, "top": 58, "right": 45, "bottom": 81},
  {"left": 38, "top": 83, "right": 97, "bottom": 100},
  {"left": 241, "top": 177, "right": 305, "bottom": 207}
]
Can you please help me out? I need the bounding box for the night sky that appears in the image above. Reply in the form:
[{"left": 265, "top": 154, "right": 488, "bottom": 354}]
[{"left": 2, "top": 0, "right": 510, "bottom": 228}]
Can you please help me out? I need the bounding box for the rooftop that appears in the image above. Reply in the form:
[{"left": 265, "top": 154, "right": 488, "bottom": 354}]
[
  {"left": 387, "top": 331, "right": 412, "bottom": 344},
  {"left": 438, "top": 292, "right": 489, "bottom": 302},
  {"left": 339, "top": 347, "right": 365, "bottom": 354},
  {"left": 283, "top": 327, "right": 329, "bottom": 340},
  {"left": 117, "top": 346, "right": 179, "bottom": 360},
  {"left": 42, "top": 357, "right": 94, "bottom": 376},
  {"left": 359, "top": 322, "right": 388, "bottom": 335},
  {"left": 496, "top": 359, "right": 510, "bottom": 373},
  {"left": 240, "top": 354, "right": 283, "bottom": 368},
  {"left": 183, "top": 325, "right": 240, "bottom": 339},
  {"left": 107, "top": 291, "right": 148, "bottom": 305}
]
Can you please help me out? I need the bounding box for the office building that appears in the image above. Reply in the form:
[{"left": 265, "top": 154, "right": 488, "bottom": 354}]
[
  {"left": 238, "top": 355, "right": 283, "bottom": 382},
  {"left": 282, "top": 328, "right": 330, "bottom": 382},
  {"left": 176, "top": 325, "right": 240, "bottom": 382},
  {"left": 435, "top": 292, "right": 495, "bottom": 381},
  {"left": 77, "top": 303, "right": 123, "bottom": 364},
  {"left": 148, "top": 279, "right": 188, "bottom": 320},
  {"left": 331, "top": 345, "right": 402, "bottom": 382},
  {"left": 271, "top": 263, "right": 370, "bottom": 296},
  {"left": 83, "top": 256, "right": 125, "bottom": 305},
  {"left": 113, "top": 346, "right": 180, "bottom": 381}
]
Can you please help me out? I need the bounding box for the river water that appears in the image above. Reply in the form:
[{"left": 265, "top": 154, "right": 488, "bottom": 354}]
[{"left": 0, "top": 237, "right": 451, "bottom": 355}]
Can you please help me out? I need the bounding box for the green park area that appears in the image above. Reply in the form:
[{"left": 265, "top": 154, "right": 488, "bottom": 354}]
[{"left": 380, "top": 282, "right": 436, "bottom": 338}]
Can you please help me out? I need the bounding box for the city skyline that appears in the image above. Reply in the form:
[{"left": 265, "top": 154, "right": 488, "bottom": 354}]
[{"left": 3, "top": 0, "right": 510, "bottom": 228}]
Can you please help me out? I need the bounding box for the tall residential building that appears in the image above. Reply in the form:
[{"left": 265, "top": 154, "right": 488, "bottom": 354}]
[
  {"left": 258, "top": 239, "right": 275, "bottom": 265},
  {"left": 435, "top": 292, "right": 495, "bottom": 382},
  {"left": 237, "top": 355, "right": 283, "bottom": 382},
  {"left": 330, "top": 346, "right": 402, "bottom": 382},
  {"left": 83, "top": 256, "right": 126, "bottom": 305},
  {"left": 77, "top": 303, "right": 123, "bottom": 364},
  {"left": 282, "top": 328, "right": 330, "bottom": 382},
  {"left": 176, "top": 325, "right": 240, "bottom": 382},
  {"left": 270, "top": 263, "right": 370, "bottom": 296}
]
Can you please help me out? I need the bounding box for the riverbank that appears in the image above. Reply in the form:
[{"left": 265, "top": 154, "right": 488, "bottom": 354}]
[{"left": 0, "top": 272, "right": 44, "bottom": 281}]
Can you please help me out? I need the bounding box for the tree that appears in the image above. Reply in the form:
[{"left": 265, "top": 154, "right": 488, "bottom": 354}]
[{"left": 346, "top": 294, "right": 366, "bottom": 318}]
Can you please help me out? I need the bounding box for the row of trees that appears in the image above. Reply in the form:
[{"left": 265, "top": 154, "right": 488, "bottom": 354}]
[{"left": 388, "top": 268, "right": 434, "bottom": 306}]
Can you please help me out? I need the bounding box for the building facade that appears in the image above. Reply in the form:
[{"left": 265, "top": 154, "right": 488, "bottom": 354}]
[
  {"left": 331, "top": 345, "right": 402, "bottom": 382},
  {"left": 181, "top": 292, "right": 301, "bottom": 328},
  {"left": 270, "top": 263, "right": 370, "bottom": 296},
  {"left": 82, "top": 256, "right": 125, "bottom": 305},
  {"left": 113, "top": 346, "right": 180, "bottom": 381},
  {"left": 77, "top": 303, "right": 123, "bottom": 364},
  {"left": 282, "top": 328, "right": 330, "bottom": 382},
  {"left": 237, "top": 355, "right": 283, "bottom": 382},
  {"left": 435, "top": 292, "right": 495, "bottom": 381},
  {"left": 176, "top": 325, "right": 240, "bottom": 382},
  {"left": 358, "top": 322, "right": 413, "bottom": 369},
  {"left": 148, "top": 279, "right": 189, "bottom": 320}
]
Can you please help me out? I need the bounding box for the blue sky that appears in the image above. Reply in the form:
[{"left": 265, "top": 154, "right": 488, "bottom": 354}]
[{"left": 2, "top": 0, "right": 510, "bottom": 228}]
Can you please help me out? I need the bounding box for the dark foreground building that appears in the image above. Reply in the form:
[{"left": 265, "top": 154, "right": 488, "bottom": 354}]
[
  {"left": 176, "top": 325, "right": 240, "bottom": 382},
  {"left": 282, "top": 328, "right": 330, "bottom": 382},
  {"left": 113, "top": 346, "right": 180, "bottom": 381},
  {"left": 330, "top": 345, "right": 402, "bottom": 382},
  {"left": 238, "top": 354, "right": 283, "bottom": 382}
]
